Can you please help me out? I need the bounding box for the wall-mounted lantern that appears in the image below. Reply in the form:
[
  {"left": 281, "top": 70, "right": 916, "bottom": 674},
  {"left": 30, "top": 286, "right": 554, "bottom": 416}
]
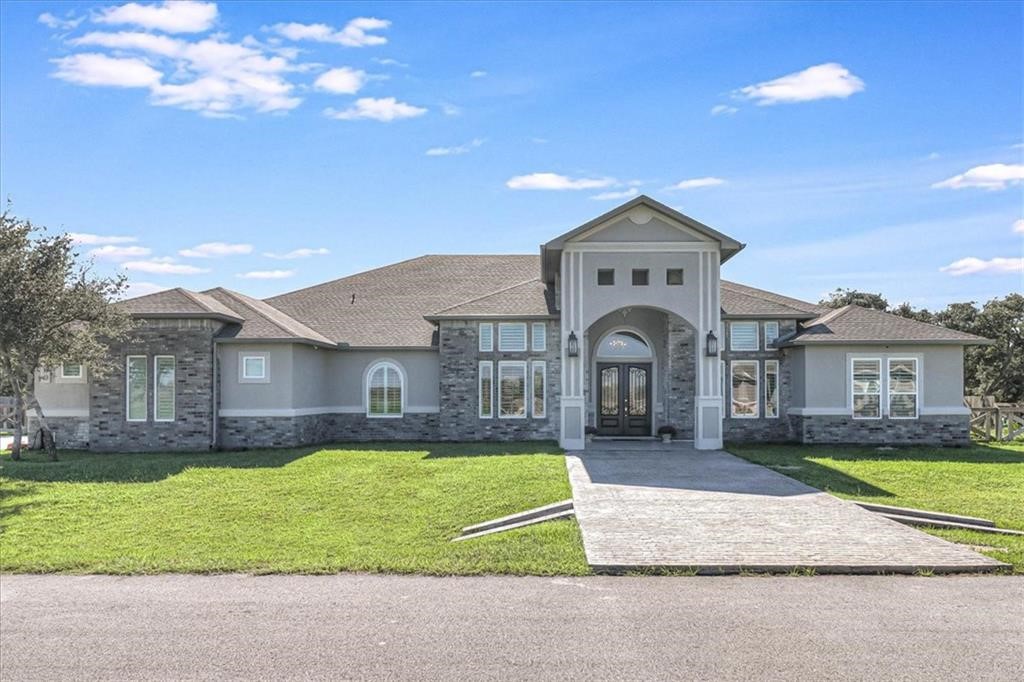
[
  {"left": 567, "top": 331, "right": 580, "bottom": 357},
  {"left": 705, "top": 330, "right": 719, "bottom": 357}
]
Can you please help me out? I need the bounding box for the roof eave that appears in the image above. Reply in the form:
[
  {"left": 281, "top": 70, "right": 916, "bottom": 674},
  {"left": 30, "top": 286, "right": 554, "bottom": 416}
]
[
  {"left": 722, "top": 312, "right": 818, "bottom": 321},
  {"left": 215, "top": 337, "right": 342, "bottom": 348},
  {"left": 779, "top": 338, "right": 994, "bottom": 347},
  {"left": 423, "top": 313, "right": 559, "bottom": 322},
  {"left": 130, "top": 312, "right": 244, "bottom": 324}
]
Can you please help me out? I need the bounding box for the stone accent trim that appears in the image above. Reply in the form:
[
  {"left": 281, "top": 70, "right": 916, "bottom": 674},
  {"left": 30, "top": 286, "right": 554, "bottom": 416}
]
[
  {"left": 789, "top": 413, "right": 970, "bottom": 446},
  {"left": 218, "top": 413, "right": 440, "bottom": 449},
  {"left": 26, "top": 416, "right": 90, "bottom": 449}
]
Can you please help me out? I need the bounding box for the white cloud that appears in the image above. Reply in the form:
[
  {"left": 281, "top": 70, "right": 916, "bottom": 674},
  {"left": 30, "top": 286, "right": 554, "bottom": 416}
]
[
  {"left": 324, "top": 97, "right": 426, "bottom": 121},
  {"left": 264, "top": 247, "right": 330, "bottom": 259},
  {"left": 940, "top": 257, "right": 1024, "bottom": 276},
  {"left": 71, "top": 30, "right": 184, "bottom": 57},
  {"left": 178, "top": 242, "right": 253, "bottom": 258},
  {"left": 373, "top": 57, "right": 408, "bottom": 67},
  {"left": 425, "top": 138, "right": 484, "bottom": 156},
  {"left": 68, "top": 232, "right": 137, "bottom": 245},
  {"left": 270, "top": 17, "right": 390, "bottom": 47},
  {"left": 237, "top": 269, "right": 295, "bottom": 279},
  {"left": 666, "top": 177, "right": 726, "bottom": 190},
  {"left": 590, "top": 188, "right": 639, "bottom": 201},
  {"left": 123, "top": 259, "right": 210, "bottom": 274},
  {"left": 1014, "top": 219, "right": 1024, "bottom": 235},
  {"left": 440, "top": 102, "right": 462, "bottom": 116},
  {"left": 313, "top": 67, "right": 366, "bottom": 94},
  {"left": 470, "top": 70, "right": 487, "bottom": 78},
  {"left": 931, "top": 163, "right": 1024, "bottom": 191},
  {"left": 38, "top": 12, "right": 83, "bottom": 30},
  {"left": 710, "top": 104, "right": 737, "bottom": 116},
  {"left": 735, "top": 62, "right": 865, "bottom": 106},
  {"left": 51, "top": 53, "right": 162, "bottom": 88},
  {"left": 506, "top": 173, "right": 616, "bottom": 191},
  {"left": 121, "top": 281, "right": 169, "bottom": 299},
  {"left": 94, "top": 1, "right": 218, "bottom": 34},
  {"left": 88, "top": 245, "right": 152, "bottom": 260}
]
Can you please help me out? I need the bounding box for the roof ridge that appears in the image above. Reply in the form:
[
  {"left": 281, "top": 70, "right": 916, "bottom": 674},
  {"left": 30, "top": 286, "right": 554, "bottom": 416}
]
[
  {"left": 721, "top": 280, "right": 823, "bottom": 313},
  {"left": 176, "top": 288, "right": 216, "bottom": 312},
  {"left": 810, "top": 304, "right": 853, "bottom": 326},
  {"left": 215, "top": 288, "right": 296, "bottom": 338},
  {"left": 431, "top": 278, "right": 541, "bottom": 315},
  {"left": 266, "top": 254, "right": 434, "bottom": 302}
]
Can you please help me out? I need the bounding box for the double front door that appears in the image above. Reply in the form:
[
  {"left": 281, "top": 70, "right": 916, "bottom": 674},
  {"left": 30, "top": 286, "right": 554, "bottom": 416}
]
[{"left": 596, "top": 362, "right": 652, "bottom": 436}]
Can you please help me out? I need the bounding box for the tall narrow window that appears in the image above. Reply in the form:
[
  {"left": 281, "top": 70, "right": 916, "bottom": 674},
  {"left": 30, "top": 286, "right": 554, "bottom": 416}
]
[
  {"left": 126, "top": 355, "right": 147, "bottom": 422},
  {"left": 730, "top": 321, "right": 758, "bottom": 351},
  {"left": 154, "top": 356, "right": 175, "bottom": 422},
  {"left": 764, "top": 360, "right": 779, "bottom": 418},
  {"left": 888, "top": 358, "right": 918, "bottom": 419},
  {"left": 764, "top": 321, "right": 780, "bottom": 348},
  {"left": 498, "top": 322, "right": 527, "bottom": 351},
  {"left": 852, "top": 358, "right": 881, "bottom": 419},
  {"left": 531, "top": 361, "right": 546, "bottom": 418},
  {"left": 479, "top": 322, "right": 494, "bottom": 352},
  {"left": 367, "top": 361, "right": 403, "bottom": 417},
  {"left": 531, "top": 322, "right": 546, "bottom": 352},
  {"left": 498, "top": 361, "right": 527, "bottom": 418},
  {"left": 479, "top": 361, "right": 493, "bottom": 418},
  {"left": 731, "top": 360, "right": 759, "bottom": 418}
]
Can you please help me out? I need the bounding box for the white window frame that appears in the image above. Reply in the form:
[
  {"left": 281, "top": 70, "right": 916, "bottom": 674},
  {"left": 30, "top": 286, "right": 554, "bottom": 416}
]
[
  {"left": 153, "top": 355, "right": 175, "bottom": 422},
  {"left": 887, "top": 357, "right": 919, "bottom": 420},
  {"left": 240, "top": 354, "right": 269, "bottom": 383},
  {"left": 365, "top": 360, "right": 405, "bottom": 419},
  {"left": 479, "top": 361, "right": 493, "bottom": 419},
  {"left": 60, "top": 363, "right": 84, "bottom": 380},
  {"left": 498, "top": 361, "right": 528, "bottom": 419},
  {"left": 764, "top": 359, "right": 779, "bottom": 419},
  {"left": 763, "top": 321, "right": 780, "bottom": 349},
  {"left": 498, "top": 322, "right": 528, "bottom": 352},
  {"left": 125, "top": 355, "right": 148, "bottom": 423},
  {"left": 730, "top": 360, "right": 760, "bottom": 419},
  {"left": 730, "top": 321, "right": 759, "bottom": 351},
  {"left": 531, "top": 360, "right": 546, "bottom": 418},
  {"left": 851, "top": 357, "right": 882, "bottom": 420},
  {"left": 531, "top": 322, "right": 546, "bottom": 352},
  {"left": 479, "top": 322, "right": 494, "bottom": 352}
]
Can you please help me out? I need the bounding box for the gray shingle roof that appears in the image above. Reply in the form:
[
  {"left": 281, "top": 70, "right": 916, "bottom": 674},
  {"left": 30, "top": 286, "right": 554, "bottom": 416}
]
[
  {"left": 203, "top": 288, "right": 336, "bottom": 346},
  {"left": 115, "top": 287, "right": 243, "bottom": 323},
  {"left": 720, "top": 281, "right": 825, "bottom": 319},
  {"left": 783, "top": 305, "right": 991, "bottom": 346},
  {"left": 427, "top": 279, "right": 556, "bottom": 319}
]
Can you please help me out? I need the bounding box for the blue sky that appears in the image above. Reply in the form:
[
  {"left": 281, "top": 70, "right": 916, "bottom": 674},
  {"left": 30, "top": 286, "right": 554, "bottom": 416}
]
[{"left": 2, "top": 0, "right": 1022, "bottom": 308}]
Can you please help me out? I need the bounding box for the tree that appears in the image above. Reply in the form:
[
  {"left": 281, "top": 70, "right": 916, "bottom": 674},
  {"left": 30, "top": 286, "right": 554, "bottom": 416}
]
[
  {"left": 819, "top": 288, "right": 889, "bottom": 311},
  {"left": 0, "top": 211, "right": 133, "bottom": 460}
]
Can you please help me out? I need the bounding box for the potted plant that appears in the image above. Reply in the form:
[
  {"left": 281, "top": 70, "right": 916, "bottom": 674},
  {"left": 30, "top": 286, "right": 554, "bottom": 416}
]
[
  {"left": 657, "top": 425, "right": 677, "bottom": 443},
  {"left": 584, "top": 425, "right": 598, "bottom": 444}
]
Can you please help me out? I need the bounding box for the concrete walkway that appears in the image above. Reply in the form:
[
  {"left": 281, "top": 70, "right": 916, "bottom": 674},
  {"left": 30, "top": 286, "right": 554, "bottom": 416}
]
[{"left": 566, "top": 443, "right": 1005, "bottom": 573}]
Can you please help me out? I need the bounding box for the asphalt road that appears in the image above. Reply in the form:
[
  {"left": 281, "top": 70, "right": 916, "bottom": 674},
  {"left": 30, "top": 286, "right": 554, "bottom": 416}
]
[{"left": 2, "top": 574, "right": 1022, "bottom": 681}]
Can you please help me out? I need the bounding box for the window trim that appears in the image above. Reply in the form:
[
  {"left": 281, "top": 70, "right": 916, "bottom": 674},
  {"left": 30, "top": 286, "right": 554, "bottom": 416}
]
[
  {"left": 764, "top": 359, "right": 779, "bottom": 419},
  {"left": 479, "top": 322, "right": 494, "bottom": 352},
  {"left": 666, "top": 268, "right": 684, "bottom": 286},
  {"left": 729, "top": 321, "right": 759, "bottom": 351},
  {"left": 60, "top": 363, "right": 83, "bottom": 380},
  {"left": 887, "top": 357, "right": 919, "bottom": 420},
  {"left": 365, "top": 360, "right": 405, "bottom": 419},
  {"left": 125, "top": 355, "right": 148, "bottom": 423},
  {"left": 240, "top": 354, "right": 269, "bottom": 383},
  {"left": 531, "top": 322, "right": 546, "bottom": 352},
  {"left": 730, "top": 359, "right": 760, "bottom": 419},
  {"left": 479, "top": 360, "right": 493, "bottom": 419},
  {"left": 763, "top": 321, "right": 780, "bottom": 349},
  {"left": 497, "top": 360, "right": 528, "bottom": 420},
  {"left": 631, "top": 268, "right": 649, "bottom": 286},
  {"left": 497, "top": 322, "right": 528, "bottom": 352},
  {"left": 153, "top": 355, "right": 176, "bottom": 422},
  {"left": 597, "top": 268, "right": 615, "bottom": 286},
  {"left": 531, "top": 360, "right": 546, "bottom": 419},
  {"left": 851, "top": 357, "right": 883, "bottom": 420}
]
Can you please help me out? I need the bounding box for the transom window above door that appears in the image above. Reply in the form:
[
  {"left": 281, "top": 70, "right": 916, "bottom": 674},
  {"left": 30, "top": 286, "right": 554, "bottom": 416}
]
[{"left": 597, "top": 331, "right": 651, "bottom": 358}]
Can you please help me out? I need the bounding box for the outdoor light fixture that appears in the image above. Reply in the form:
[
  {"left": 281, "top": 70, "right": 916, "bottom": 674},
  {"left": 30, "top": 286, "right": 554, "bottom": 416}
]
[
  {"left": 567, "top": 331, "right": 579, "bottom": 357},
  {"left": 705, "top": 330, "right": 719, "bottom": 357}
]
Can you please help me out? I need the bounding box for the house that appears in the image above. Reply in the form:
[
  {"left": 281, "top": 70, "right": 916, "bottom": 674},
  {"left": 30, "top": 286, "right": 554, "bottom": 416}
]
[{"left": 33, "top": 196, "right": 988, "bottom": 452}]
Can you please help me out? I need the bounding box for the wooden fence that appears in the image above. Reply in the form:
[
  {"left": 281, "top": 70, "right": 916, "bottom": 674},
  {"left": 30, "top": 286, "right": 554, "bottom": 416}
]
[{"left": 966, "top": 396, "right": 1024, "bottom": 442}]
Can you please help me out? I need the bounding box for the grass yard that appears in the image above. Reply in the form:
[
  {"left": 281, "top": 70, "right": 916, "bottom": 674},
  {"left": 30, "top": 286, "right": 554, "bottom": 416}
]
[
  {"left": 0, "top": 443, "right": 589, "bottom": 575},
  {"left": 729, "top": 442, "right": 1024, "bottom": 573}
]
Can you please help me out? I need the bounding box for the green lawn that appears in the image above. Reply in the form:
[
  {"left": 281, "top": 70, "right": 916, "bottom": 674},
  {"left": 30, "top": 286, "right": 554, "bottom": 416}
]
[
  {"left": 728, "top": 442, "right": 1024, "bottom": 573},
  {"left": 0, "top": 443, "right": 589, "bottom": 575}
]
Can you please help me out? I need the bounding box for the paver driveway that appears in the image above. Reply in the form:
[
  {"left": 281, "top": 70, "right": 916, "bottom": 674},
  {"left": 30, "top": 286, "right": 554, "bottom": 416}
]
[{"left": 565, "top": 443, "right": 1005, "bottom": 573}]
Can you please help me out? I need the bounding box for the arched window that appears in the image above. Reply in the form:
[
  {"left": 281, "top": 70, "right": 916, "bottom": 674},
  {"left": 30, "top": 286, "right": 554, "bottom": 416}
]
[
  {"left": 366, "top": 361, "right": 404, "bottom": 417},
  {"left": 597, "top": 330, "right": 652, "bottom": 358}
]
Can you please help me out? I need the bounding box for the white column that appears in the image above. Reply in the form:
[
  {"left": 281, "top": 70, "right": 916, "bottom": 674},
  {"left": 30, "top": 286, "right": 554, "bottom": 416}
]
[
  {"left": 559, "top": 251, "right": 586, "bottom": 450},
  {"left": 695, "top": 250, "right": 724, "bottom": 450}
]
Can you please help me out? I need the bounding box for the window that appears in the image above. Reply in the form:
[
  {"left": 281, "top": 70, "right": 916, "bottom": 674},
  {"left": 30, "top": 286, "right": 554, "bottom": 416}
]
[
  {"left": 479, "top": 361, "right": 493, "bottom": 418},
  {"left": 60, "top": 363, "right": 83, "bottom": 379},
  {"left": 666, "top": 268, "right": 684, "bottom": 286},
  {"left": 764, "top": 321, "right": 780, "bottom": 348},
  {"left": 498, "top": 322, "right": 527, "bottom": 351},
  {"left": 731, "top": 360, "right": 759, "bottom": 418},
  {"left": 126, "top": 355, "right": 147, "bottom": 422},
  {"left": 498, "top": 361, "right": 527, "bottom": 418},
  {"left": 367, "top": 361, "right": 403, "bottom": 417},
  {"left": 531, "top": 361, "right": 546, "bottom": 418},
  {"left": 531, "top": 322, "right": 546, "bottom": 352},
  {"left": 241, "top": 355, "right": 267, "bottom": 381},
  {"left": 852, "top": 358, "right": 881, "bottom": 419},
  {"left": 596, "top": 331, "right": 651, "bottom": 358},
  {"left": 765, "top": 360, "right": 779, "bottom": 418},
  {"left": 888, "top": 358, "right": 918, "bottom": 419},
  {"left": 631, "top": 269, "right": 649, "bottom": 286},
  {"left": 154, "top": 356, "right": 175, "bottom": 422},
  {"left": 479, "top": 322, "right": 494, "bottom": 352},
  {"left": 597, "top": 269, "right": 615, "bottom": 286},
  {"left": 730, "top": 321, "right": 758, "bottom": 351}
]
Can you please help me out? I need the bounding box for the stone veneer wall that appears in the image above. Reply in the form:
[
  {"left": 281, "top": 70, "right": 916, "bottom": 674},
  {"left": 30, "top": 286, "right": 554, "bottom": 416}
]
[
  {"left": 790, "top": 414, "right": 970, "bottom": 446},
  {"left": 26, "top": 415, "right": 90, "bottom": 449},
  {"left": 218, "top": 413, "right": 440, "bottom": 449},
  {"left": 664, "top": 315, "right": 696, "bottom": 440},
  {"left": 89, "top": 319, "right": 219, "bottom": 452},
  {"left": 437, "top": 318, "right": 560, "bottom": 441},
  {"left": 721, "top": 320, "right": 798, "bottom": 443}
]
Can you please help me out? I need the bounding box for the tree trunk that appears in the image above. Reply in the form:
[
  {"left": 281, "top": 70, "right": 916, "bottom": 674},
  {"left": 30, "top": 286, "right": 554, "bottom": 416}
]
[
  {"left": 10, "top": 390, "right": 23, "bottom": 461},
  {"left": 26, "top": 392, "right": 57, "bottom": 462}
]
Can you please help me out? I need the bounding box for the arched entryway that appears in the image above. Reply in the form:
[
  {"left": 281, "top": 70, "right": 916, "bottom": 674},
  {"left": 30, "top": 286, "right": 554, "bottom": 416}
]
[{"left": 594, "top": 330, "right": 654, "bottom": 436}]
